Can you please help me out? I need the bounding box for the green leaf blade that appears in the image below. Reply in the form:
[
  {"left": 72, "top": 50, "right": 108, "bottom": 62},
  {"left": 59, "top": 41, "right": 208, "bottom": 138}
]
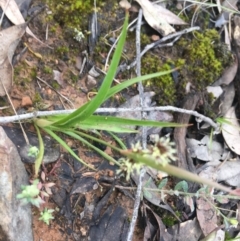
[{"left": 54, "top": 13, "right": 129, "bottom": 127}]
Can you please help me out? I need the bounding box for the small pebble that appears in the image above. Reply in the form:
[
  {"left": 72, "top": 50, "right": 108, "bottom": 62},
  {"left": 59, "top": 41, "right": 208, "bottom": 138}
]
[
  {"left": 47, "top": 89, "right": 52, "bottom": 95},
  {"left": 151, "top": 35, "right": 160, "bottom": 41},
  {"left": 21, "top": 96, "right": 32, "bottom": 107},
  {"left": 86, "top": 75, "right": 97, "bottom": 89}
]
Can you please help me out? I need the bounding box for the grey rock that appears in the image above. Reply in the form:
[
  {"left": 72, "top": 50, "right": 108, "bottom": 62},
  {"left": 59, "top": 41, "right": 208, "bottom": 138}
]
[
  {"left": 115, "top": 92, "right": 155, "bottom": 132},
  {"left": 86, "top": 74, "right": 97, "bottom": 89},
  {"left": 3, "top": 126, "right": 60, "bottom": 164},
  {"left": 115, "top": 92, "right": 173, "bottom": 145},
  {"left": 0, "top": 127, "right": 33, "bottom": 241}
]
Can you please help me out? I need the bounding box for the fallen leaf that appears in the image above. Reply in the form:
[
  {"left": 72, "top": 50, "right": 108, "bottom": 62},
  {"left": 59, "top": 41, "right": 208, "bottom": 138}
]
[
  {"left": 200, "top": 229, "right": 225, "bottom": 241},
  {"left": 24, "top": 43, "right": 42, "bottom": 59},
  {"left": 206, "top": 86, "right": 223, "bottom": 100},
  {"left": 186, "top": 136, "right": 223, "bottom": 162},
  {"left": 135, "top": 0, "right": 185, "bottom": 36},
  {"left": 222, "top": 107, "right": 240, "bottom": 155},
  {"left": 233, "top": 15, "right": 240, "bottom": 47},
  {"left": 217, "top": 159, "right": 240, "bottom": 187},
  {"left": 0, "top": 23, "right": 27, "bottom": 96},
  {"left": 220, "top": 82, "right": 235, "bottom": 116},
  {"left": 215, "top": 0, "right": 238, "bottom": 27},
  {"left": 53, "top": 70, "right": 66, "bottom": 87},
  {"left": 196, "top": 197, "right": 218, "bottom": 236},
  {"left": 167, "top": 218, "right": 203, "bottom": 241},
  {"left": 0, "top": 0, "right": 47, "bottom": 46},
  {"left": 144, "top": 203, "right": 173, "bottom": 241},
  {"left": 131, "top": 171, "right": 180, "bottom": 221},
  {"left": 212, "top": 56, "right": 238, "bottom": 86}
]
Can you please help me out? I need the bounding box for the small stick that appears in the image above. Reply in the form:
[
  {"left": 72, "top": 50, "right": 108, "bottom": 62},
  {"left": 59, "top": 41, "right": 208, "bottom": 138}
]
[
  {"left": 0, "top": 79, "right": 29, "bottom": 145},
  {"left": 126, "top": 9, "right": 145, "bottom": 241},
  {"left": 36, "top": 76, "right": 75, "bottom": 109},
  {"left": 0, "top": 106, "right": 220, "bottom": 131}
]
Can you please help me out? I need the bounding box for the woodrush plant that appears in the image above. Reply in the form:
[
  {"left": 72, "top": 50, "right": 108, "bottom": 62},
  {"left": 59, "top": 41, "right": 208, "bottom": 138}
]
[
  {"left": 30, "top": 11, "right": 240, "bottom": 197},
  {"left": 17, "top": 12, "right": 240, "bottom": 223},
  {"left": 32, "top": 12, "right": 183, "bottom": 176}
]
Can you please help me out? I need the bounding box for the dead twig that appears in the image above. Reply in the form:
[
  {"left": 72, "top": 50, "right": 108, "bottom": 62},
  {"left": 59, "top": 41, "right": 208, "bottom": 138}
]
[
  {"left": 0, "top": 106, "right": 220, "bottom": 130},
  {"left": 121, "top": 26, "right": 200, "bottom": 71},
  {"left": 126, "top": 9, "right": 145, "bottom": 241},
  {"left": 0, "top": 79, "right": 29, "bottom": 145}
]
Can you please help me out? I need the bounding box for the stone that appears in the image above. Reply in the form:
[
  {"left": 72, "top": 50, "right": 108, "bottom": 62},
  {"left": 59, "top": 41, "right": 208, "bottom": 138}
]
[
  {"left": 21, "top": 96, "right": 33, "bottom": 107},
  {"left": 85, "top": 75, "right": 97, "bottom": 89},
  {"left": 0, "top": 127, "right": 33, "bottom": 241},
  {"left": 3, "top": 126, "right": 60, "bottom": 164}
]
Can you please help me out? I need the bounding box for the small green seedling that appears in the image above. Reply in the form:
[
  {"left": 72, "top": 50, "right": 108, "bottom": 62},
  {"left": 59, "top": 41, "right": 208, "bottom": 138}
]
[
  {"left": 27, "top": 146, "right": 39, "bottom": 158},
  {"left": 39, "top": 208, "right": 54, "bottom": 225},
  {"left": 17, "top": 179, "right": 44, "bottom": 208}
]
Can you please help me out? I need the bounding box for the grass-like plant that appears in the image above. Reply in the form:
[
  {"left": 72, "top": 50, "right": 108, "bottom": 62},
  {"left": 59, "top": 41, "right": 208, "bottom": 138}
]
[
  {"left": 16, "top": 11, "right": 240, "bottom": 228},
  {"left": 30, "top": 11, "right": 240, "bottom": 198},
  {"left": 32, "top": 12, "right": 183, "bottom": 176}
]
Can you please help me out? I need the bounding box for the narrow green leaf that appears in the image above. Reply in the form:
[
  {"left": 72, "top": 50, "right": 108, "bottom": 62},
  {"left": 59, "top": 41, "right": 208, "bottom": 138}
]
[
  {"left": 63, "top": 130, "right": 120, "bottom": 166},
  {"left": 106, "top": 69, "right": 174, "bottom": 100},
  {"left": 80, "top": 115, "right": 186, "bottom": 129},
  {"left": 174, "top": 180, "right": 188, "bottom": 193},
  {"left": 56, "top": 70, "right": 174, "bottom": 129},
  {"left": 75, "top": 131, "right": 123, "bottom": 152},
  {"left": 216, "top": 117, "right": 233, "bottom": 125},
  {"left": 34, "top": 123, "right": 44, "bottom": 177},
  {"left": 43, "top": 128, "right": 96, "bottom": 170},
  {"left": 158, "top": 178, "right": 168, "bottom": 189},
  {"left": 54, "top": 13, "right": 129, "bottom": 127},
  {"left": 76, "top": 121, "right": 138, "bottom": 133},
  {"left": 143, "top": 190, "right": 152, "bottom": 199},
  {"left": 107, "top": 131, "right": 127, "bottom": 150}
]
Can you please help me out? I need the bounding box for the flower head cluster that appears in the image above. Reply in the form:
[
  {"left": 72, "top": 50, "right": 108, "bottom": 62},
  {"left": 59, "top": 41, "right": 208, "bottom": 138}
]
[
  {"left": 118, "top": 157, "right": 143, "bottom": 180},
  {"left": 142, "top": 136, "right": 176, "bottom": 166},
  {"left": 118, "top": 137, "right": 176, "bottom": 180},
  {"left": 73, "top": 28, "right": 85, "bottom": 42}
]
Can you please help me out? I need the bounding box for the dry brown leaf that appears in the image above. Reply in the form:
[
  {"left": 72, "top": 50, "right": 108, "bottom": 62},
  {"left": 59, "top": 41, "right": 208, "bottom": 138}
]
[
  {"left": 0, "top": 0, "right": 46, "bottom": 46},
  {"left": 220, "top": 82, "right": 235, "bottom": 116},
  {"left": 212, "top": 56, "right": 238, "bottom": 86},
  {"left": 135, "top": 0, "right": 187, "bottom": 36},
  {"left": 222, "top": 107, "right": 240, "bottom": 155},
  {"left": 0, "top": 23, "right": 27, "bottom": 96},
  {"left": 53, "top": 70, "right": 66, "bottom": 88},
  {"left": 196, "top": 197, "right": 218, "bottom": 236}
]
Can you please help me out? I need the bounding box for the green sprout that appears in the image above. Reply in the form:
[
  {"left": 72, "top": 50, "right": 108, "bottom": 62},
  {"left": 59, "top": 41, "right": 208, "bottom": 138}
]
[
  {"left": 73, "top": 28, "right": 85, "bottom": 42},
  {"left": 39, "top": 208, "right": 54, "bottom": 225},
  {"left": 17, "top": 179, "right": 44, "bottom": 208},
  {"left": 28, "top": 146, "right": 39, "bottom": 158}
]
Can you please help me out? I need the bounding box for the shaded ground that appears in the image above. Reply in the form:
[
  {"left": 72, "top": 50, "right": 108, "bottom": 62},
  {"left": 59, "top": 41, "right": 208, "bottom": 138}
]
[{"left": 1, "top": 0, "right": 240, "bottom": 241}]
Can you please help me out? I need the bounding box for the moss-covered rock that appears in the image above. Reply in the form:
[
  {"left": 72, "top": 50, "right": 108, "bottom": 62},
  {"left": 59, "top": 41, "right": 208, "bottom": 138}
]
[
  {"left": 178, "top": 29, "right": 232, "bottom": 90},
  {"left": 141, "top": 54, "right": 185, "bottom": 105}
]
